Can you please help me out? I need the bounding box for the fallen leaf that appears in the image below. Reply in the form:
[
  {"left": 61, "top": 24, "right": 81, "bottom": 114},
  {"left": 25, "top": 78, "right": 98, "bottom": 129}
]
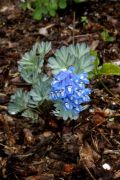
[
  {"left": 64, "top": 163, "right": 75, "bottom": 173},
  {"left": 23, "top": 128, "right": 34, "bottom": 144},
  {"left": 92, "top": 113, "right": 105, "bottom": 125},
  {"left": 39, "top": 28, "right": 48, "bottom": 36},
  {"left": 39, "top": 24, "right": 55, "bottom": 36},
  {"left": 79, "top": 143, "right": 100, "bottom": 169},
  {"left": 43, "top": 131, "right": 53, "bottom": 138},
  {"left": 113, "top": 170, "right": 120, "bottom": 179},
  {"left": 90, "top": 40, "right": 99, "bottom": 50},
  {"left": 49, "top": 119, "right": 57, "bottom": 129}
]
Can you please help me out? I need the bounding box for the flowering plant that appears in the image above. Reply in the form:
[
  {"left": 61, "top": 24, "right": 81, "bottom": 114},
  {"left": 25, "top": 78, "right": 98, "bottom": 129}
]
[
  {"left": 8, "top": 42, "right": 120, "bottom": 121},
  {"left": 50, "top": 67, "right": 92, "bottom": 120}
]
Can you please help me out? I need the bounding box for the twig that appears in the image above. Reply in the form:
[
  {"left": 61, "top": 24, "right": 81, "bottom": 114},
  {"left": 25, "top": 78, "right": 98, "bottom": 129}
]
[
  {"left": 72, "top": 11, "right": 76, "bottom": 45},
  {"left": 83, "top": 163, "right": 96, "bottom": 180},
  {"left": 104, "top": 149, "right": 120, "bottom": 155},
  {"left": 99, "top": 78, "right": 120, "bottom": 103},
  {"left": 0, "top": 105, "right": 7, "bottom": 110},
  {"left": 99, "top": 132, "right": 113, "bottom": 146}
]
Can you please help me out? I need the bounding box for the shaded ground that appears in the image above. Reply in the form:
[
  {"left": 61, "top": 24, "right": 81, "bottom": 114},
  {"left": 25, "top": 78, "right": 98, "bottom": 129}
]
[{"left": 0, "top": 1, "right": 120, "bottom": 179}]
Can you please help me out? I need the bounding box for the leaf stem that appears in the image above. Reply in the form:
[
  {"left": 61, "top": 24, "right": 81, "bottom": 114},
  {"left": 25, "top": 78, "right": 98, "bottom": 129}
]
[{"left": 99, "top": 77, "right": 120, "bottom": 103}]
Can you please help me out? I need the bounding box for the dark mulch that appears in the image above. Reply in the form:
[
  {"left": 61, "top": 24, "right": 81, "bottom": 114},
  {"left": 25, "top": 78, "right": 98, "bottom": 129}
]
[{"left": 0, "top": 0, "right": 120, "bottom": 179}]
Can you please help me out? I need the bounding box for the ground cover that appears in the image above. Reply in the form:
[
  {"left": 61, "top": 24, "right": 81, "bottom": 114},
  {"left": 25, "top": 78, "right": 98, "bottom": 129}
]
[{"left": 0, "top": 1, "right": 120, "bottom": 179}]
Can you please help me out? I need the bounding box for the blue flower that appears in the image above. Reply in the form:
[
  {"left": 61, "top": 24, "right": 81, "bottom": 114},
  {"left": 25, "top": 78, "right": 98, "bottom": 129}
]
[
  {"left": 64, "top": 98, "right": 73, "bottom": 110},
  {"left": 50, "top": 67, "right": 92, "bottom": 114}
]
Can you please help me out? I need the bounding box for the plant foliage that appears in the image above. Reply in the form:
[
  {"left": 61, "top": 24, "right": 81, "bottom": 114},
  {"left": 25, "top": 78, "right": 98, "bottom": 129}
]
[
  {"left": 18, "top": 41, "right": 51, "bottom": 84},
  {"left": 80, "top": 16, "right": 89, "bottom": 27},
  {"left": 100, "top": 29, "right": 116, "bottom": 42},
  {"left": 8, "top": 41, "right": 120, "bottom": 122},
  {"left": 29, "top": 76, "right": 52, "bottom": 104},
  {"left": 48, "top": 43, "right": 95, "bottom": 75},
  {"left": 98, "top": 63, "right": 120, "bottom": 76},
  {"left": 20, "top": 0, "right": 87, "bottom": 20},
  {"left": 8, "top": 89, "right": 30, "bottom": 115}
]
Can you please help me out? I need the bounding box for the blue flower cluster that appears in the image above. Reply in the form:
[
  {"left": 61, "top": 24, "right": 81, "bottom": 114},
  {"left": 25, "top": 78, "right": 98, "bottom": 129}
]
[{"left": 50, "top": 67, "right": 91, "bottom": 114}]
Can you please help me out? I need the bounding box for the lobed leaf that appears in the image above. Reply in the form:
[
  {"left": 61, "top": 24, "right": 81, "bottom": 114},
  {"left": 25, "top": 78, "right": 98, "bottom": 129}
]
[
  {"left": 30, "top": 76, "right": 51, "bottom": 104},
  {"left": 8, "top": 89, "right": 30, "bottom": 115},
  {"left": 74, "top": 53, "right": 95, "bottom": 74},
  {"left": 48, "top": 43, "right": 96, "bottom": 75},
  {"left": 22, "top": 109, "right": 39, "bottom": 122},
  {"left": 18, "top": 41, "right": 51, "bottom": 84},
  {"left": 48, "top": 46, "right": 76, "bottom": 74},
  {"left": 53, "top": 101, "right": 79, "bottom": 120},
  {"left": 98, "top": 63, "right": 120, "bottom": 76},
  {"left": 33, "top": 8, "right": 42, "bottom": 20},
  {"left": 68, "top": 43, "right": 90, "bottom": 59},
  {"left": 59, "top": 0, "right": 67, "bottom": 9},
  {"left": 37, "top": 41, "right": 51, "bottom": 56}
]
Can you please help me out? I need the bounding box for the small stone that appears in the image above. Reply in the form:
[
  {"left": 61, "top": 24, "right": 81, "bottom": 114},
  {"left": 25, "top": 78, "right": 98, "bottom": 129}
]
[
  {"left": 109, "top": 118, "right": 114, "bottom": 122},
  {"left": 43, "top": 131, "right": 52, "bottom": 137},
  {"left": 102, "top": 163, "right": 111, "bottom": 170}
]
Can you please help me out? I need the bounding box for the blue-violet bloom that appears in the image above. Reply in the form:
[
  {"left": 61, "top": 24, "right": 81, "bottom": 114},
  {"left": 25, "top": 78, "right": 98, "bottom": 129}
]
[{"left": 50, "top": 67, "right": 91, "bottom": 114}]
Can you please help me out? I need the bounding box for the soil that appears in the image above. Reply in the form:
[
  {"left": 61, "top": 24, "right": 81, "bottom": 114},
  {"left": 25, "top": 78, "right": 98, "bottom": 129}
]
[{"left": 0, "top": 0, "right": 120, "bottom": 179}]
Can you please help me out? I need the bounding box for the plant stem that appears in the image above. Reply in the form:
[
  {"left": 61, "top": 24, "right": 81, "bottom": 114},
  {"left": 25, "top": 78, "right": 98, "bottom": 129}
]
[{"left": 99, "top": 77, "right": 120, "bottom": 103}]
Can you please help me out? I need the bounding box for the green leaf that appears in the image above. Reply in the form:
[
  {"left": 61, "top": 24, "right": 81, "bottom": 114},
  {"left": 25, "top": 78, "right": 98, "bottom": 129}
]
[
  {"left": 74, "top": 0, "right": 86, "bottom": 2},
  {"left": 100, "top": 30, "right": 115, "bottom": 42},
  {"left": 20, "top": 2, "right": 32, "bottom": 10},
  {"left": 90, "top": 50, "right": 99, "bottom": 67},
  {"left": 59, "top": 0, "right": 67, "bottom": 9},
  {"left": 8, "top": 89, "right": 30, "bottom": 115},
  {"left": 68, "top": 43, "right": 96, "bottom": 74},
  {"left": 49, "top": 9, "right": 56, "bottom": 16},
  {"left": 41, "top": 6, "right": 48, "bottom": 15},
  {"left": 89, "top": 50, "right": 100, "bottom": 77},
  {"left": 48, "top": 54, "right": 76, "bottom": 74},
  {"left": 55, "top": 46, "right": 69, "bottom": 63},
  {"left": 74, "top": 53, "right": 95, "bottom": 74},
  {"left": 48, "top": 43, "right": 96, "bottom": 75},
  {"left": 30, "top": 76, "right": 51, "bottom": 104},
  {"left": 50, "top": 0, "right": 58, "bottom": 10},
  {"left": 68, "top": 43, "right": 89, "bottom": 59},
  {"left": 38, "top": 41, "right": 51, "bottom": 56},
  {"left": 22, "top": 109, "right": 39, "bottom": 122},
  {"left": 98, "top": 63, "right": 120, "bottom": 75},
  {"left": 18, "top": 42, "right": 51, "bottom": 84},
  {"left": 48, "top": 46, "right": 76, "bottom": 74},
  {"left": 81, "top": 16, "right": 89, "bottom": 26},
  {"left": 53, "top": 101, "right": 79, "bottom": 120},
  {"left": 33, "top": 8, "right": 42, "bottom": 20},
  {"left": 53, "top": 101, "right": 89, "bottom": 120},
  {"left": 18, "top": 52, "right": 43, "bottom": 84}
]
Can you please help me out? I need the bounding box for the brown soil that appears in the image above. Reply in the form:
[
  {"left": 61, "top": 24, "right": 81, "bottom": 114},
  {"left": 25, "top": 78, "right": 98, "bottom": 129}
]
[{"left": 0, "top": 1, "right": 120, "bottom": 179}]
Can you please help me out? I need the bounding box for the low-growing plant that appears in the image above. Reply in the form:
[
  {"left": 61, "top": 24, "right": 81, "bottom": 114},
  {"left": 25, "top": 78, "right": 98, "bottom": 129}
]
[
  {"left": 80, "top": 16, "right": 89, "bottom": 27},
  {"left": 100, "top": 29, "right": 116, "bottom": 42},
  {"left": 20, "top": 0, "right": 87, "bottom": 20},
  {"left": 8, "top": 41, "right": 120, "bottom": 121}
]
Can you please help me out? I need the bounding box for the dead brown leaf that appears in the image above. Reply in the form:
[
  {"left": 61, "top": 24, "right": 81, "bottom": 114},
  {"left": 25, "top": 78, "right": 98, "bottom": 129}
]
[
  {"left": 63, "top": 163, "right": 75, "bottom": 173},
  {"left": 26, "top": 174, "right": 54, "bottom": 180},
  {"left": 79, "top": 143, "right": 100, "bottom": 169},
  {"left": 23, "top": 128, "right": 34, "bottom": 144},
  {"left": 113, "top": 170, "right": 120, "bottom": 179},
  {"left": 92, "top": 113, "right": 106, "bottom": 126}
]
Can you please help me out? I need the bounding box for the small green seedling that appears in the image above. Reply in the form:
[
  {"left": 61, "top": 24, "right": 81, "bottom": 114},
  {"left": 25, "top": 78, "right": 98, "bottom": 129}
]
[
  {"left": 100, "top": 29, "right": 116, "bottom": 42},
  {"left": 80, "top": 16, "right": 89, "bottom": 27}
]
